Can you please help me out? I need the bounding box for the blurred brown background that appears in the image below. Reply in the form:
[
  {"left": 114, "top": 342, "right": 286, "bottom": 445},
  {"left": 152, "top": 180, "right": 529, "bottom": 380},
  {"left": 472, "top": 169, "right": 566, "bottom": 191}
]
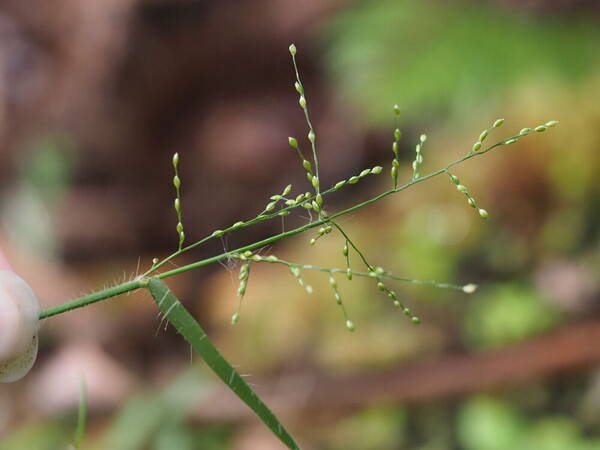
[{"left": 1, "top": 0, "right": 600, "bottom": 449}]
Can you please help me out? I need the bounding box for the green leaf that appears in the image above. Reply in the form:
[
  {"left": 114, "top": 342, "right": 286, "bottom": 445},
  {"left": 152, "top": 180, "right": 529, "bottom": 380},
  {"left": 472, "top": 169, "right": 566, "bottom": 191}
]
[
  {"left": 145, "top": 278, "right": 300, "bottom": 450},
  {"left": 73, "top": 377, "right": 87, "bottom": 449}
]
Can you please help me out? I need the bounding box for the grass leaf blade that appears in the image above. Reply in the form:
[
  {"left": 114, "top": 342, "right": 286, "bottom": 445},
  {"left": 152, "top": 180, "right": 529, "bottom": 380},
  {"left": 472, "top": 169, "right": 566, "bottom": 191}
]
[
  {"left": 71, "top": 375, "right": 87, "bottom": 449},
  {"left": 145, "top": 278, "right": 300, "bottom": 450}
]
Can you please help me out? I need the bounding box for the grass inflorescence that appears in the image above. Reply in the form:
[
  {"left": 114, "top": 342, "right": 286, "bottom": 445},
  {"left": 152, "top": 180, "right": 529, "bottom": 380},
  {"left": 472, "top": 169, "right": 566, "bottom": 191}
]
[{"left": 36, "top": 44, "right": 558, "bottom": 450}]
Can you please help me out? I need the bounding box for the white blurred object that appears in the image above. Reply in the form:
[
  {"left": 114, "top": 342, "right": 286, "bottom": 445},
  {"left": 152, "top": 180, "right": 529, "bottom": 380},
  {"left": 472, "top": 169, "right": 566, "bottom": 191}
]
[
  {"left": 28, "top": 342, "right": 135, "bottom": 413},
  {"left": 0, "top": 270, "right": 40, "bottom": 382},
  {"left": 535, "top": 259, "right": 596, "bottom": 312}
]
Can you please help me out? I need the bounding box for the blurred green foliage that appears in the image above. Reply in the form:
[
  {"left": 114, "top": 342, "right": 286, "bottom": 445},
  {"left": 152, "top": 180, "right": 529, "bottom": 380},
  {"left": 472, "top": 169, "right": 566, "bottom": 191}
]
[
  {"left": 0, "top": 368, "right": 231, "bottom": 450},
  {"left": 458, "top": 396, "right": 526, "bottom": 449},
  {"left": 324, "top": 0, "right": 600, "bottom": 124},
  {"left": 1, "top": 134, "right": 73, "bottom": 257},
  {"left": 463, "top": 283, "right": 561, "bottom": 349},
  {"left": 0, "top": 420, "right": 72, "bottom": 450},
  {"left": 95, "top": 367, "right": 230, "bottom": 450},
  {"left": 324, "top": 406, "right": 406, "bottom": 449},
  {"left": 21, "top": 135, "right": 74, "bottom": 205},
  {"left": 458, "top": 396, "right": 600, "bottom": 450}
]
